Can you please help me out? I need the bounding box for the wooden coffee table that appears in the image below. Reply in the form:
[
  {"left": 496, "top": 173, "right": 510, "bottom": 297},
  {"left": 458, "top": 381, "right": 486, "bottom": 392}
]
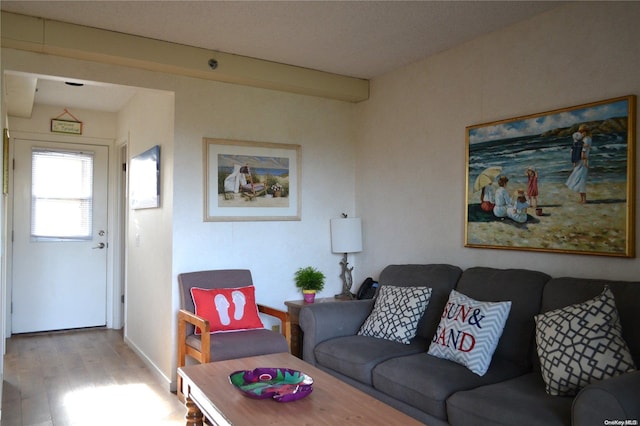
[{"left": 177, "top": 352, "right": 423, "bottom": 425}]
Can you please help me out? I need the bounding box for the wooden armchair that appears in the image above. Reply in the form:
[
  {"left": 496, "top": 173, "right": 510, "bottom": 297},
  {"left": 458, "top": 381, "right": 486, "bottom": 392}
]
[{"left": 177, "top": 270, "right": 290, "bottom": 401}]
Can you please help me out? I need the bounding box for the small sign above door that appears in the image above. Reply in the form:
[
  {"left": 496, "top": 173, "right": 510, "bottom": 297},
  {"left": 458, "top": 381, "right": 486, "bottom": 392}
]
[
  {"left": 51, "top": 119, "right": 83, "bottom": 135},
  {"left": 51, "top": 108, "right": 83, "bottom": 135}
]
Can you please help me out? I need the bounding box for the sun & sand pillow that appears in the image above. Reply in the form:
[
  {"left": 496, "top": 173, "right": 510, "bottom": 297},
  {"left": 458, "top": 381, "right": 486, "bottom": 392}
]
[{"left": 427, "top": 289, "right": 512, "bottom": 376}]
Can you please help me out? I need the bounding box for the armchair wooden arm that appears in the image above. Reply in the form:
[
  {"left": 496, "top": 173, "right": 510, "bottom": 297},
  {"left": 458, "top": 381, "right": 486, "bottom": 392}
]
[
  {"left": 258, "top": 304, "right": 291, "bottom": 344},
  {"left": 177, "top": 309, "right": 211, "bottom": 365},
  {"left": 177, "top": 309, "right": 210, "bottom": 401}
]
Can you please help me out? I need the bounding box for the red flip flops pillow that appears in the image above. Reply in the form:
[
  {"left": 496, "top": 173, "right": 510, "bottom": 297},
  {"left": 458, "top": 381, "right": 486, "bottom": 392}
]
[{"left": 190, "top": 286, "right": 264, "bottom": 334}]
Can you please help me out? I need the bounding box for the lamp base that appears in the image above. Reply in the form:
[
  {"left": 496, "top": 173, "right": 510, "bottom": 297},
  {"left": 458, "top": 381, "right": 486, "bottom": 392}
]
[
  {"left": 334, "top": 291, "right": 355, "bottom": 300},
  {"left": 336, "top": 253, "right": 355, "bottom": 300}
]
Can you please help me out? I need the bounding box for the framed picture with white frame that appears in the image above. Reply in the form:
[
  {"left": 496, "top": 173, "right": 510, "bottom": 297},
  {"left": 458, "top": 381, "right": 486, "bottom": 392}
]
[{"left": 203, "top": 138, "right": 301, "bottom": 222}]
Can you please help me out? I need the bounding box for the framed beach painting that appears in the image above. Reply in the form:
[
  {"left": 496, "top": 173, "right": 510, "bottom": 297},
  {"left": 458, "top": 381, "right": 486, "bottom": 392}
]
[
  {"left": 203, "top": 138, "right": 301, "bottom": 222},
  {"left": 465, "top": 95, "right": 636, "bottom": 257}
]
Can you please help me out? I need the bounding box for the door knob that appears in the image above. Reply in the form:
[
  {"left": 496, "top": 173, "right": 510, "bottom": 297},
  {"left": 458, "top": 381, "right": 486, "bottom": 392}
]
[{"left": 93, "top": 242, "right": 106, "bottom": 249}]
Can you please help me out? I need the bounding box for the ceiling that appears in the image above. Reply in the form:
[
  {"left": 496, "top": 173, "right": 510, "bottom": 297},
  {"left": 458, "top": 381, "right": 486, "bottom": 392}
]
[{"left": 1, "top": 1, "right": 564, "bottom": 113}]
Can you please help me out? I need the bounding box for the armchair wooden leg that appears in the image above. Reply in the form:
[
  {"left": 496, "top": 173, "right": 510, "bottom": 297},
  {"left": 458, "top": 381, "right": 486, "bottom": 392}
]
[{"left": 177, "top": 375, "right": 185, "bottom": 403}]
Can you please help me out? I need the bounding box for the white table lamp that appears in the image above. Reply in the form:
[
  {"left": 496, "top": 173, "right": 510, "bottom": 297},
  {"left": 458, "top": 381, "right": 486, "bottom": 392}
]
[{"left": 330, "top": 215, "right": 363, "bottom": 299}]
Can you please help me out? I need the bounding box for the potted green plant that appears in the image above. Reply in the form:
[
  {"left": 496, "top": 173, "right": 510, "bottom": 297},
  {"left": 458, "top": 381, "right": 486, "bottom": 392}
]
[{"left": 294, "top": 266, "right": 325, "bottom": 303}]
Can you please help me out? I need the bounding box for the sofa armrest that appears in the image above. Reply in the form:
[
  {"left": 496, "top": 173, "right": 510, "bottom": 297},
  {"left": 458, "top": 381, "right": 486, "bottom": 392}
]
[
  {"left": 572, "top": 370, "right": 640, "bottom": 425},
  {"left": 299, "top": 299, "right": 374, "bottom": 364}
]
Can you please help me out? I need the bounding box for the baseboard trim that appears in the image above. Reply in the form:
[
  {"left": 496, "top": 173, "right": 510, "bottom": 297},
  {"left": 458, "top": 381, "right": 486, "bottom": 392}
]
[{"left": 123, "top": 335, "right": 176, "bottom": 393}]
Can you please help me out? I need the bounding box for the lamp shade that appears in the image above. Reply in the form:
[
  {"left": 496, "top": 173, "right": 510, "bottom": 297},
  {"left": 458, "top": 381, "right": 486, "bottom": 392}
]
[{"left": 330, "top": 217, "right": 362, "bottom": 254}]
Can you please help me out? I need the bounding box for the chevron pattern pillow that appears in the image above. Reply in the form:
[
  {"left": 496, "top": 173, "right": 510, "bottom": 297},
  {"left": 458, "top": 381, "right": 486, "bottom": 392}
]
[
  {"left": 535, "top": 286, "right": 636, "bottom": 396},
  {"left": 358, "top": 285, "right": 432, "bottom": 344},
  {"left": 428, "top": 290, "right": 512, "bottom": 376}
]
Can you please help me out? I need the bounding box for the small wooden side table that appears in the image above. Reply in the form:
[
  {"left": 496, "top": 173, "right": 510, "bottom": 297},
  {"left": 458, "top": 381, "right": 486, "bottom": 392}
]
[{"left": 285, "top": 297, "right": 353, "bottom": 358}]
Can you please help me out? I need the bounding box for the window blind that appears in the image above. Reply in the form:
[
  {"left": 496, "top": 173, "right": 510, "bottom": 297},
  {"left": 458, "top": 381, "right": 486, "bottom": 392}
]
[{"left": 31, "top": 149, "right": 94, "bottom": 240}]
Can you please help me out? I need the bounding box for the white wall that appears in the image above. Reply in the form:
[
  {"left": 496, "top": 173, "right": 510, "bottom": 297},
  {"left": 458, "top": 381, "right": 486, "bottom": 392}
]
[
  {"left": 8, "top": 104, "right": 117, "bottom": 139},
  {"left": 355, "top": 2, "right": 640, "bottom": 281},
  {"left": 117, "top": 89, "right": 175, "bottom": 383},
  {"left": 169, "top": 75, "right": 357, "bottom": 384},
  {"left": 171, "top": 77, "right": 357, "bottom": 308}
]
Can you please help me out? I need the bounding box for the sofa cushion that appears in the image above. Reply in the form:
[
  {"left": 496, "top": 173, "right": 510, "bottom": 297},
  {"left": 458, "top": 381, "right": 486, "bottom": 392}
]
[
  {"left": 535, "top": 286, "right": 636, "bottom": 396},
  {"left": 185, "top": 328, "right": 288, "bottom": 362},
  {"left": 191, "top": 286, "right": 264, "bottom": 334},
  {"left": 455, "top": 267, "right": 549, "bottom": 369},
  {"left": 447, "top": 373, "right": 572, "bottom": 426},
  {"left": 314, "top": 335, "right": 429, "bottom": 385},
  {"left": 372, "top": 352, "right": 525, "bottom": 421},
  {"left": 358, "top": 285, "right": 432, "bottom": 344},
  {"left": 428, "top": 289, "right": 511, "bottom": 376}
]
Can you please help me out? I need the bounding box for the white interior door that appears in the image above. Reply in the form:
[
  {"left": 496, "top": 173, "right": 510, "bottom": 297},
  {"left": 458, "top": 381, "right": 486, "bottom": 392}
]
[{"left": 12, "top": 139, "right": 109, "bottom": 333}]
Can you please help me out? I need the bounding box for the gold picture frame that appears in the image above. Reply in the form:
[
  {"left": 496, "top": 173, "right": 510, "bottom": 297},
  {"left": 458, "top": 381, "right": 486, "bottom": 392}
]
[
  {"left": 203, "top": 138, "right": 301, "bottom": 222},
  {"left": 465, "top": 95, "right": 636, "bottom": 257}
]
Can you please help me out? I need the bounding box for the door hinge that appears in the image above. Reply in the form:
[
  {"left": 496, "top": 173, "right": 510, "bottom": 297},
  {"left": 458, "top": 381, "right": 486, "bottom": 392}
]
[
  {"left": 122, "top": 163, "right": 127, "bottom": 172},
  {"left": 121, "top": 294, "right": 125, "bottom": 304}
]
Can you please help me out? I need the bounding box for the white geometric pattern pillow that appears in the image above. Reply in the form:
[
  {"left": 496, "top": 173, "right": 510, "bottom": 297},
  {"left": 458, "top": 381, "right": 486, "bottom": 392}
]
[
  {"left": 428, "top": 290, "right": 512, "bottom": 376},
  {"left": 358, "top": 285, "right": 432, "bottom": 344},
  {"left": 534, "top": 286, "right": 636, "bottom": 396}
]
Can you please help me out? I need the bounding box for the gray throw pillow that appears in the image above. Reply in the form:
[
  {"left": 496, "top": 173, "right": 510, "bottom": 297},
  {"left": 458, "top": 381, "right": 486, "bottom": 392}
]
[
  {"left": 358, "top": 285, "right": 432, "bottom": 344},
  {"left": 535, "top": 286, "right": 636, "bottom": 396}
]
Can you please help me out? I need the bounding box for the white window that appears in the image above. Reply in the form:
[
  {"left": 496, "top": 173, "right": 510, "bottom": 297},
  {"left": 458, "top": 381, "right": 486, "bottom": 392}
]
[{"left": 31, "top": 149, "right": 94, "bottom": 241}]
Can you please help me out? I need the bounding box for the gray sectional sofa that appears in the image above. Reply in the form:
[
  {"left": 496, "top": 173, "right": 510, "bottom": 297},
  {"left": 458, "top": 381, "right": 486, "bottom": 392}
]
[{"left": 299, "top": 264, "right": 640, "bottom": 425}]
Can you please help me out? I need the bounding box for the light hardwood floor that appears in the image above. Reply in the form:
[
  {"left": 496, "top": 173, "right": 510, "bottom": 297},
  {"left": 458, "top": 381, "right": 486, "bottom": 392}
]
[{"left": 1, "top": 328, "right": 186, "bottom": 426}]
